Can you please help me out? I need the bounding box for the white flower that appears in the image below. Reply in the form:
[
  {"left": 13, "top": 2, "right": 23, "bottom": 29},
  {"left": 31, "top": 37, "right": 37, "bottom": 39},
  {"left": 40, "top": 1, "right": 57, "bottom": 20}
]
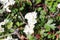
[
  {"left": 0, "top": 19, "right": 9, "bottom": 32},
  {"left": 8, "top": 0, "right": 15, "bottom": 5},
  {"left": 32, "top": 12, "right": 37, "bottom": 18},
  {"left": 29, "top": 29, "right": 34, "bottom": 35},
  {"left": 23, "top": 25, "right": 30, "bottom": 35},
  {"left": 5, "top": 7, "right": 11, "bottom": 12},
  {"left": 0, "top": 19, "right": 9, "bottom": 26},
  {"left": 0, "top": 0, "right": 15, "bottom": 12},
  {"left": 0, "top": 0, "right": 8, "bottom": 4},
  {"left": 23, "top": 24, "right": 34, "bottom": 35},
  {"left": 25, "top": 12, "right": 37, "bottom": 20},
  {"left": 28, "top": 19, "right": 37, "bottom": 25},
  {"left": 0, "top": 22, "right": 5, "bottom": 26},
  {"left": 25, "top": 12, "right": 37, "bottom": 25},
  {"left": 24, "top": 12, "right": 37, "bottom": 35},
  {"left": 57, "top": 3, "right": 60, "bottom": 8}
]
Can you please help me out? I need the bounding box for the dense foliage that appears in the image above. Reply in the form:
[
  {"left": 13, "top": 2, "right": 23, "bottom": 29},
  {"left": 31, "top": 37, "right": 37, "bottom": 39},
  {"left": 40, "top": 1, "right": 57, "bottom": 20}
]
[{"left": 0, "top": 0, "right": 60, "bottom": 40}]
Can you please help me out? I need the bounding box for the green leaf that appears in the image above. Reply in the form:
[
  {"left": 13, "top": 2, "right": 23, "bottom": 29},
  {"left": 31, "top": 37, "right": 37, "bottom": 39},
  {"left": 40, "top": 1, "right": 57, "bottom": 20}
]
[
  {"left": 26, "top": 1, "right": 32, "bottom": 6},
  {"left": 37, "top": 7, "right": 42, "bottom": 11},
  {"left": 13, "top": 15, "right": 17, "bottom": 20},
  {"left": 19, "top": 7, "right": 24, "bottom": 11},
  {"left": 27, "top": 35, "right": 34, "bottom": 40},
  {"left": 44, "top": 19, "right": 56, "bottom": 31},
  {"left": 53, "top": 2, "right": 57, "bottom": 7},
  {"left": 50, "top": 24, "right": 56, "bottom": 30},
  {"left": 19, "top": 22, "right": 24, "bottom": 26},
  {"left": 56, "top": 31, "right": 60, "bottom": 34},
  {"left": 57, "top": 0, "right": 60, "bottom": 2},
  {"left": 51, "top": 34, "right": 55, "bottom": 39},
  {"left": 15, "top": 0, "right": 19, "bottom": 3},
  {"left": 9, "top": 29, "right": 14, "bottom": 33},
  {"left": 43, "top": 33, "right": 48, "bottom": 37},
  {"left": 16, "top": 22, "right": 24, "bottom": 27},
  {"left": 47, "top": 19, "right": 53, "bottom": 24},
  {"left": 35, "top": 0, "right": 41, "bottom": 4},
  {"left": 6, "top": 21, "right": 13, "bottom": 29},
  {"left": 44, "top": 24, "right": 50, "bottom": 31},
  {"left": 48, "top": 1, "right": 53, "bottom": 7},
  {"left": 40, "top": 30, "right": 45, "bottom": 35},
  {"left": 48, "top": 34, "right": 51, "bottom": 38},
  {"left": 16, "top": 22, "right": 20, "bottom": 26},
  {"left": 40, "top": 10, "right": 46, "bottom": 15},
  {"left": 15, "top": 8, "right": 18, "bottom": 12},
  {"left": 12, "top": 9, "right": 16, "bottom": 13},
  {"left": 49, "top": 7, "right": 56, "bottom": 13}
]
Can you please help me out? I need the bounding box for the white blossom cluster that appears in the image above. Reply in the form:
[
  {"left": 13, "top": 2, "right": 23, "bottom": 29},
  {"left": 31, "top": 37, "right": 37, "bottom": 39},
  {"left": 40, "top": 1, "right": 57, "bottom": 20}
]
[
  {"left": 23, "top": 12, "right": 37, "bottom": 35},
  {"left": 0, "top": 0, "right": 15, "bottom": 12},
  {"left": 0, "top": 19, "right": 9, "bottom": 32}
]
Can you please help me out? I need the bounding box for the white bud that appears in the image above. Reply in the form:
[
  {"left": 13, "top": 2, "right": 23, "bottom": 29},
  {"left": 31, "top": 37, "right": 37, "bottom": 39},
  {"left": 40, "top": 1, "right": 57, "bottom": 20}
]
[{"left": 57, "top": 3, "right": 60, "bottom": 8}]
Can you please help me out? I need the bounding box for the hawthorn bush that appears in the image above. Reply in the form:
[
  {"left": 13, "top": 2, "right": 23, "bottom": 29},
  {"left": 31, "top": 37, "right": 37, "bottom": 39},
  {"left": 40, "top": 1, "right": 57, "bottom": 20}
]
[{"left": 0, "top": 0, "right": 60, "bottom": 40}]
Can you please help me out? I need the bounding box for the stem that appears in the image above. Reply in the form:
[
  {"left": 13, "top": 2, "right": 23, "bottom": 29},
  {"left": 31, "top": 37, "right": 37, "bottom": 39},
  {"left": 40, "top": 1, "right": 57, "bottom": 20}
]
[
  {"left": 54, "top": 8, "right": 59, "bottom": 16},
  {"left": 0, "top": 5, "right": 3, "bottom": 9},
  {"left": 20, "top": 12, "right": 25, "bottom": 21},
  {"left": 19, "top": 12, "right": 27, "bottom": 24}
]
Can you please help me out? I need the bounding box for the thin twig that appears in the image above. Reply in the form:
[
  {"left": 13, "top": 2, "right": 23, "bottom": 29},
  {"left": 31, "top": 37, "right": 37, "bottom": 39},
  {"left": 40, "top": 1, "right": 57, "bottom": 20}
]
[
  {"left": 54, "top": 8, "right": 59, "bottom": 16},
  {"left": 11, "top": 28, "right": 21, "bottom": 39},
  {"left": 0, "top": 5, "right": 3, "bottom": 9},
  {"left": 19, "top": 12, "right": 27, "bottom": 24},
  {"left": 20, "top": 12, "right": 25, "bottom": 21}
]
